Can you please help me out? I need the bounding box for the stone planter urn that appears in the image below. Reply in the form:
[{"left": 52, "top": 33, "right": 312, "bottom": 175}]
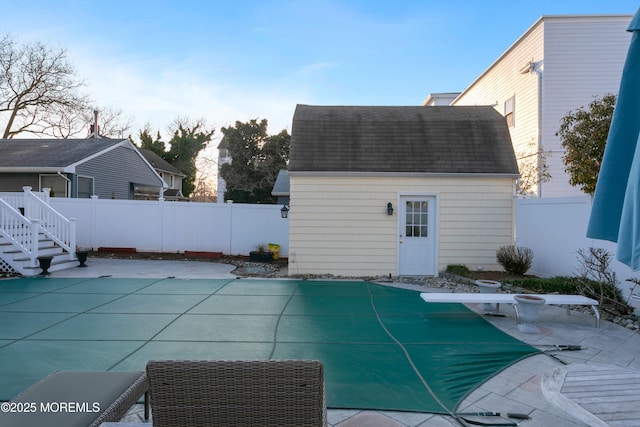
[
  {"left": 37, "top": 256, "right": 53, "bottom": 276},
  {"left": 76, "top": 250, "right": 89, "bottom": 267},
  {"left": 514, "top": 294, "right": 546, "bottom": 333},
  {"left": 475, "top": 279, "right": 501, "bottom": 312}
]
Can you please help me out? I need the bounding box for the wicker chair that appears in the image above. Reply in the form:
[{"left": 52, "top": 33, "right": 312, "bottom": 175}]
[{"left": 146, "top": 360, "right": 327, "bottom": 427}]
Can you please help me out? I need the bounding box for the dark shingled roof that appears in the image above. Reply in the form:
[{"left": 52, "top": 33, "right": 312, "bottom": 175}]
[
  {"left": 0, "top": 138, "right": 123, "bottom": 168},
  {"left": 289, "top": 105, "right": 519, "bottom": 175},
  {"left": 138, "top": 148, "right": 185, "bottom": 176}
]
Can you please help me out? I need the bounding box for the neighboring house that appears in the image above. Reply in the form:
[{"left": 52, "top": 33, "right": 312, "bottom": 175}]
[
  {"left": 287, "top": 105, "right": 519, "bottom": 277},
  {"left": 271, "top": 169, "right": 290, "bottom": 205},
  {"left": 422, "top": 92, "right": 460, "bottom": 106},
  {"left": 0, "top": 138, "right": 166, "bottom": 199},
  {"left": 444, "top": 14, "right": 633, "bottom": 197},
  {"left": 138, "top": 148, "right": 187, "bottom": 201},
  {"left": 217, "top": 136, "right": 231, "bottom": 203}
]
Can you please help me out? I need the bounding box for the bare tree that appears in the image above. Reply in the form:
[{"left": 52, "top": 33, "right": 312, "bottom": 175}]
[
  {"left": 516, "top": 140, "right": 551, "bottom": 196},
  {"left": 0, "top": 34, "right": 88, "bottom": 138},
  {"left": 44, "top": 105, "right": 133, "bottom": 139},
  {"left": 191, "top": 146, "right": 218, "bottom": 202}
]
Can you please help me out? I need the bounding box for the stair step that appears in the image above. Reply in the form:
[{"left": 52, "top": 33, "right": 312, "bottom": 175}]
[{"left": 23, "top": 258, "right": 80, "bottom": 274}]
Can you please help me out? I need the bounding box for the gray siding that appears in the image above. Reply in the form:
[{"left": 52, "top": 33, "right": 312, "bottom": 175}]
[
  {"left": 76, "top": 146, "right": 163, "bottom": 199},
  {"left": 0, "top": 173, "right": 40, "bottom": 191}
]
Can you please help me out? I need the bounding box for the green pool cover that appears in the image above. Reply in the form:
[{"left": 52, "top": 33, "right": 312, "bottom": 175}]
[{"left": 0, "top": 277, "right": 539, "bottom": 414}]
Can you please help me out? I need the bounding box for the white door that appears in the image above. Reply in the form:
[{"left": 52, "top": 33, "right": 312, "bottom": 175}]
[{"left": 398, "top": 196, "right": 436, "bottom": 276}]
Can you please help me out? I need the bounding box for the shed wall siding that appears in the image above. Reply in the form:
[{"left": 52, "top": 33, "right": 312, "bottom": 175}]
[
  {"left": 289, "top": 176, "right": 515, "bottom": 276},
  {"left": 76, "top": 146, "right": 163, "bottom": 199}
]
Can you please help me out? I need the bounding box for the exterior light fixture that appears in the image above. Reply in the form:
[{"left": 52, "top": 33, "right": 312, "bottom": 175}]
[
  {"left": 281, "top": 205, "right": 289, "bottom": 219},
  {"left": 387, "top": 202, "right": 394, "bottom": 216}
]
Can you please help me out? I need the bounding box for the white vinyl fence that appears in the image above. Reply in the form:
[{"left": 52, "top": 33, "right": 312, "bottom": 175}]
[
  {"left": 516, "top": 196, "right": 640, "bottom": 306},
  {"left": 49, "top": 197, "right": 289, "bottom": 257},
  {"left": 46, "top": 195, "right": 639, "bottom": 304}
]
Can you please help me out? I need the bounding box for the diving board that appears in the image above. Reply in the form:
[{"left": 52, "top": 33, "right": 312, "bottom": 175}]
[{"left": 420, "top": 293, "right": 600, "bottom": 327}]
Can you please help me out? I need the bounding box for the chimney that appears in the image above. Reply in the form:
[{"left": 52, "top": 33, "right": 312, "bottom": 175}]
[{"left": 89, "top": 110, "right": 100, "bottom": 139}]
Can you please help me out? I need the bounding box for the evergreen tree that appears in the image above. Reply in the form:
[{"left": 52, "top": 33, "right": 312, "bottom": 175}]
[{"left": 219, "top": 119, "right": 290, "bottom": 203}]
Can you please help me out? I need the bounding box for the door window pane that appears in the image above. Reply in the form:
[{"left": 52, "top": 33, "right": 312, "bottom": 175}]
[{"left": 405, "top": 200, "right": 429, "bottom": 237}]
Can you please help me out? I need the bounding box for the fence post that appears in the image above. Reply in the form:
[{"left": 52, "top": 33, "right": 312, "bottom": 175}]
[
  {"left": 159, "top": 197, "right": 165, "bottom": 252},
  {"left": 90, "top": 195, "right": 99, "bottom": 251},
  {"left": 227, "top": 200, "right": 233, "bottom": 255}
]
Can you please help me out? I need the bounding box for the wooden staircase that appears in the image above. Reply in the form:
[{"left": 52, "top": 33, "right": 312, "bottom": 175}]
[{"left": 0, "top": 187, "right": 78, "bottom": 277}]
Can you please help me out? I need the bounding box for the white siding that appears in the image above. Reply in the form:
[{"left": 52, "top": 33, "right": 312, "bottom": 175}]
[
  {"left": 289, "top": 175, "right": 516, "bottom": 276},
  {"left": 454, "top": 23, "right": 543, "bottom": 195},
  {"left": 541, "top": 16, "right": 632, "bottom": 197},
  {"left": 453, "top": 15, "right": 632, "bottom": 197}
]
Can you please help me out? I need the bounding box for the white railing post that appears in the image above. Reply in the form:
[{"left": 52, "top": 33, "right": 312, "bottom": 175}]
[
  {"left": 42, "top": 188, "right": 51, "bottom": 204},
  {"left": 30, "top": 219, "right": 40, "bottom": 267},
  {"left": 22, "top": 186, "right": 32, "bottom": 218},
  {"left": 69, "top": 218, "right": 77, "bottom": 259}
]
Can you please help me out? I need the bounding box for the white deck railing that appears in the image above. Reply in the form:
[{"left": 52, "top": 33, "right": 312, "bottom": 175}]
[
  {"left": 0, "top": 187, "right": 76, "bottom": 266},
  {"left": 0, "top": 198, "right": 41, "bottom": 266}
]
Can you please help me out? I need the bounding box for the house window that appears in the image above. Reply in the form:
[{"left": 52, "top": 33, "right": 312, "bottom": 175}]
[
  {"left": 77, "top": 176, "right": 94, "bottom": 198},
  {"left": 504, "top": 97, "right": 515, "bottom": 127},
  {"left": 40, "top": 174, "right": 67, "bottom": 197},
  {"left": 405, "top": 201, "right": 428, "bottom": 237}
]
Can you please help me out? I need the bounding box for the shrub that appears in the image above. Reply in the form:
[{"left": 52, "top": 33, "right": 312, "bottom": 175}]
[
  {"left": 507, "top": 276, "right": 579, "bottom": 294},
  {"left": 575, "top": 247, "right": 632, "bottom": 315},
  {"left": 496, "top": 245, "right": 533, "bottom": 276},
  {"left": 446, "top": 264, "right": 472, "bottom": 278}
]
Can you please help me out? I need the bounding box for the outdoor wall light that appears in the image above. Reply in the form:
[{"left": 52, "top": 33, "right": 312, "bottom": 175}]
[
  {"left": 281, "top": 205, "right": 290, "bottom": 219},
  {"left": 387, "top": 202, "right": 394, "bottom": 216}
]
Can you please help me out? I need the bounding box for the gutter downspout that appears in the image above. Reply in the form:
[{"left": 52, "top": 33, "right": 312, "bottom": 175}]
[
  {"left": 532, "top": 60, "right": 544, "bottom": 197},
  {"left": 57, "top": 171, "right": 72, "bottom": 197}
]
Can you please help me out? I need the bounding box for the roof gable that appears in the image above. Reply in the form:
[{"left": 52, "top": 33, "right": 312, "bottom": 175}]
[{"left": 289, "top": 105, "right": 519, "bottom": 175}]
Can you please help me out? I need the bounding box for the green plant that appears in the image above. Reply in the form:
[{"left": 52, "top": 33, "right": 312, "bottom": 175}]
[
  {"left": 496, "top": 245, "right": 533, "bottom": 276},
  {"left": 557, "top": 94, "right": 616, "bottom": 195},
  {"left": 507, "top": 276, "right": 580, "bottom": 294},
  {"left": 255, "top": 243, "right": 268, "bottom": 253},
  {"left": 446, "top": 264, "right": 472, "bottom": 278}
]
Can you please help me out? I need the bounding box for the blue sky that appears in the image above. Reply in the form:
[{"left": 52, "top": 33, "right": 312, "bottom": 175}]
[{"left": 3, "top": 0, "right": 638, "bottom": 138}]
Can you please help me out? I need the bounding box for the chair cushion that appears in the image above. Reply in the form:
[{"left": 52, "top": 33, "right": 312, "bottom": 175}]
[{"left": 0, "top": 371, "right": 145, "bottom": 427}]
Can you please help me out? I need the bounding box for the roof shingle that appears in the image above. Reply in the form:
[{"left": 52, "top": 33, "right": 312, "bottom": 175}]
[
  {"left": 0, "top": 138, "right": 123, "bottom": 168},
  {"left": 289, "top": 105, "right": 519, "bottom": 175}
]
